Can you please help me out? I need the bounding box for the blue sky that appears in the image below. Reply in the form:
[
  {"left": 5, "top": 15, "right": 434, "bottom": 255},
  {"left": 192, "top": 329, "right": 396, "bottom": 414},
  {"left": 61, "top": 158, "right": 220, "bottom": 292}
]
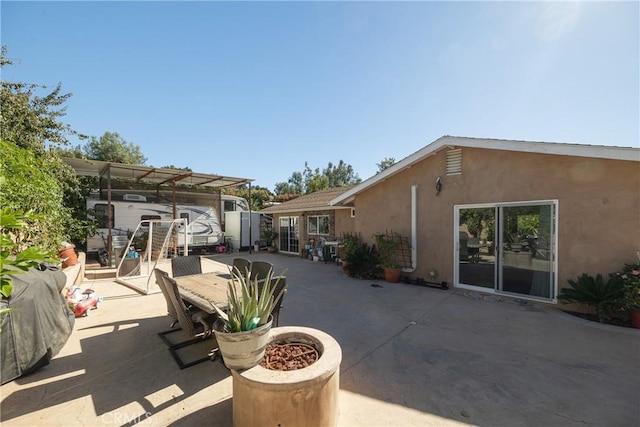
[{"left": 2, "top": 1, "right": 638, "bottom": 191}]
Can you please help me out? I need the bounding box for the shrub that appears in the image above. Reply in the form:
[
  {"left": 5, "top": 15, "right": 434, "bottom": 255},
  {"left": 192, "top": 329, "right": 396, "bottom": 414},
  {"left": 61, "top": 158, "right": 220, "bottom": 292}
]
[
  {"left": 558, "top": 273, "right": 625, "bottom": 323},
  {"left": 612, "top": 263, "right": 640, "bottom": 312},
  {"left": 344, "top": 242, "right": 380, "bottom": 279}
]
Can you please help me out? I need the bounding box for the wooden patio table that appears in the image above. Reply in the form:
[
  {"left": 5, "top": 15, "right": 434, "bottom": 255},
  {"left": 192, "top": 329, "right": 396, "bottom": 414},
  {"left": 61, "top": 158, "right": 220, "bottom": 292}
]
[{"left": 174, "top": 272, "right": 234, "bottom": 315}]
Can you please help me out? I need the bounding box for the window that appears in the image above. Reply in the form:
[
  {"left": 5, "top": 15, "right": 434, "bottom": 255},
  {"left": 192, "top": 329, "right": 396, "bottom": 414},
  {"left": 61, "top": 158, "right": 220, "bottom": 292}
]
[
  {"left": 308, "top": 215, "right": 330, "bottom": 235},
  {"left": 180, "top": 213, "right": 189, "bottom": 224},
  {"left": 350, "top": 208, "right": 356, "bottom": 218},
  {"left": 140, "top": 215, "right": 161, "bottom": 227}
]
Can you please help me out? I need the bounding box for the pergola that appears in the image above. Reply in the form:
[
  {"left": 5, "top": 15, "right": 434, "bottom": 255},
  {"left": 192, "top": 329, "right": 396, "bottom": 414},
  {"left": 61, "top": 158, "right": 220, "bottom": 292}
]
[{"left": 62, "top": 157, "right": 254, "bottom": 260}]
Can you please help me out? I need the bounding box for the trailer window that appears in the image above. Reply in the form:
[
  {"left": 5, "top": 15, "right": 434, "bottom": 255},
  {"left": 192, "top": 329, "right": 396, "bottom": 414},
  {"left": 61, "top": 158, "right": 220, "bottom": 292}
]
[
  {"left": 140, "top": 215, "right": 162, "bottom": 227},
  {"left": 224, "top": 200, "right": 236, "bottom": 212},
  {"left": 180, "top": 213, "right": 189, "bottom": 224},
  {"left": 93, "top": 204, "right": 114, "bottom": 229}
]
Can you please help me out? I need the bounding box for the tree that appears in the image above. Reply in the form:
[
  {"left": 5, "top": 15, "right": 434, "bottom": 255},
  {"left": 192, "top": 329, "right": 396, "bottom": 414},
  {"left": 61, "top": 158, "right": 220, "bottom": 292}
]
[
  {"left": 224, "top": 185, "right": 273, "bottom": 211},
  {"left": 83, "top": 131, "right": 147, "bottom": 164},
  {"left": 304, "top": 162, "right": 329, "bottom": 194},
  {"left": 324, "top": 160, "right": 361, "bottom": 188},
  {"left": 0, "top": 47, "right": 84, "bottom": 153},
  {"left": 0, "top": 46, "right": 94, "bottom": 247},
  {"left": 274, "top": 172, "right": 304, "bottom": 195},
  {"left": 376, "top": 157, "right": 396, "bottom": 173},
  {"left": 274, "top": 160, "right": 361, "bottom": 195}
]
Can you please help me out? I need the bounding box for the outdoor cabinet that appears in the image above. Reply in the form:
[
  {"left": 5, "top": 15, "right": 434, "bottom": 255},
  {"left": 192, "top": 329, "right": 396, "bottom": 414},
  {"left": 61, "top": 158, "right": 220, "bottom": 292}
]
[{"left": 224, "top": 211, "right": 261, "bottom": 251}]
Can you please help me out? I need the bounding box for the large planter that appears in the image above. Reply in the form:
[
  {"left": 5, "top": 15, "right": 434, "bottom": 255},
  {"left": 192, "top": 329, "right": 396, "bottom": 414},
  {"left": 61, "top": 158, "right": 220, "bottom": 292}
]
[
  {"left": 213, "top": 316, "right": 273, "bottom": 370},
  {"left": 232, "top": 326, "right": 342, "bottom": 427},
  {"left": 383, "top": 267, "right": 401, "bottom": 283}
]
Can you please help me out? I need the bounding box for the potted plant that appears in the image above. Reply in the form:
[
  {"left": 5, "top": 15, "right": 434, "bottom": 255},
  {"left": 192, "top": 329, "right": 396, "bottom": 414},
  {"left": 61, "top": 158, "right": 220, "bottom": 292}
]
[
  {"left": 262, "top": 228, "right": 279, "bottom": 253},
  {"left": 340, "top": 234, "right": 359, "bottom": 273},
  {"left": 211, "top": 266, "right": 286, "bottom": 370},
  {"left": 374, "top": 232, "right": 404, "bottom": 283}
]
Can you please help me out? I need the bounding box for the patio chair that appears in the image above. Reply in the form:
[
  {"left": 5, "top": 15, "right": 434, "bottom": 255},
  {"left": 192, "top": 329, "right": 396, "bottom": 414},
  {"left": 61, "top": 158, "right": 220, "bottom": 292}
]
[
  {"left": 154, "top": 268, "right": 179, "bottom": 329},
  {"left": 161, "top": 275, "right": 219, "bottom": 369},
  {"left": 258, "top": 276, "right": 287, "bottom": 327},
  {"left": 171, "top": 255, "right": 202, "bottom": 277},
  {"left": 250, "top": 261, "right": 273, "bottom": 281},
  {"left": 232, "top": 257, "right": 251, "bottom": 277}
]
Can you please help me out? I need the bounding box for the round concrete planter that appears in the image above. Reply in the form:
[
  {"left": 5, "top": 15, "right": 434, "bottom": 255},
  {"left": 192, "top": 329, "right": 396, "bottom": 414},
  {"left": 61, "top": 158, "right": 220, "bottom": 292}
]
[
  {"left": 232, "top": 326, "right": 342, "bottom": 427},
  {"left": 214, "top": 317, "right": 273, "bottom": 371}
]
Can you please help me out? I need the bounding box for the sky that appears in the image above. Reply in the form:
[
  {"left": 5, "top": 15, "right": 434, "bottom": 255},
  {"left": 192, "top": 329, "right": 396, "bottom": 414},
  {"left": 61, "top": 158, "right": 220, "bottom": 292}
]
[{"left": 2, "top": 1, "right": 638, "bottom": 191}]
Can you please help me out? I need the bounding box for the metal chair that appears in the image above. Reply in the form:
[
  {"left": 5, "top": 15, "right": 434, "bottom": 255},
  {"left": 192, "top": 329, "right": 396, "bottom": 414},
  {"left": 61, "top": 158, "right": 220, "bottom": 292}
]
[
  {"left": 161, "top": 275, "right": 219, "bottom": 369},
  {"left": 171, "top": 255, "right": 202, "bottom": 277},
  {"left": 250, "top": 261, "right": 273, "bottom": 281}
]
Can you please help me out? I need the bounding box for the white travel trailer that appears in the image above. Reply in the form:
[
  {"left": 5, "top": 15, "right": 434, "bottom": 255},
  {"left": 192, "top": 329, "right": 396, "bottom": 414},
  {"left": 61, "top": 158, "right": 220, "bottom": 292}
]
[{"left": 86, "top": 194, "right": 249, "bottom": 254}]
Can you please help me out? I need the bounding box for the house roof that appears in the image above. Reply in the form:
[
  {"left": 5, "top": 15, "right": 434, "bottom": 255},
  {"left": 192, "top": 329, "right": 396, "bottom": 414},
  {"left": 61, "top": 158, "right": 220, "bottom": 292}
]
[
  {"left": 62, "top": 157, "right": 253, "bottom": 189},
  {"left": 330, "top": 135, "right": 640, "bottom": 206},
  {"left": 261, "top": 186, "right": 354, "bottom": 214}
]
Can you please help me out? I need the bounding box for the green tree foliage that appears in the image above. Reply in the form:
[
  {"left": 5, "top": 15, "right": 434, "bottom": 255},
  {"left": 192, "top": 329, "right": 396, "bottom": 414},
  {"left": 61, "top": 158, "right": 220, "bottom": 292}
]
[
  {"left": 0, "top": 47, "right": 95, "bottom": 247},
  {"left": 376, "top": 157, "right": 396, "bottom": 173},
  {"left": 0, "top": 47, "right": 84, "bottom": 153},
  {"left": 274, "top": 160, "right": 361, "bottom": 195},
  {"left": 274, "top": 171, "right": 304, "bottom": 195},
  {"left": 83, "top": 131, "right": 147, "bottom": 165},
  {"left": 0, "top": 139, "right": 68, "bottom": 252},
  {"left": 324, "top": 160, "right": 360, "bottom": 188},
  {"left": 224, "top": 185, "right": 273, "bottom": 211},
  {"left": 304, "top": 162, "right": 330, "bottom": 194}
]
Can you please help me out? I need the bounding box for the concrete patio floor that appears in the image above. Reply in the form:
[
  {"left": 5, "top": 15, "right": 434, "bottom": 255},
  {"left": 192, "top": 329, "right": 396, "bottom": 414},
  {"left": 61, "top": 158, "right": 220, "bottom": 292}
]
[{"left": 1, "top": 253, "right": 639, "bottom": 426}]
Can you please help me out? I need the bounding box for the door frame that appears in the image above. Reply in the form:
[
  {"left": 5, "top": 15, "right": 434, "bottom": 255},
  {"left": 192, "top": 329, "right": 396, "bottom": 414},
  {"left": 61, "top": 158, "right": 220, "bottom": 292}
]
[
  {"left": 454, "top": 199, "right": 559, "bottom": 303},
  {"left": 278, "top": 216, "right": 300, "bottom": 255}
]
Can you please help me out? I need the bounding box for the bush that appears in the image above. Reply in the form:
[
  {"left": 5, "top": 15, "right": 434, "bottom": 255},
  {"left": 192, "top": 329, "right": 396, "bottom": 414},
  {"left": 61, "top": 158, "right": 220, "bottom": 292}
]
[
  {"left": 344, "top": 242, "right": 380, "bottom": 279},
  {"left": 612, "top": 263, "right": 640, "bottom": 312},
  {"left": 558, "top": 273, "right": 625, "bottom": 323}
]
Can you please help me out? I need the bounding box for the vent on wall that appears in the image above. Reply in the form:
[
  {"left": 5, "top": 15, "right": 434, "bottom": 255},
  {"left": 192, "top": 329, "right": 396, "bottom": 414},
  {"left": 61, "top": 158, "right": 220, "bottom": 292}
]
[{"left": 446, "top": 149, "right": 462, "bottom": 175}]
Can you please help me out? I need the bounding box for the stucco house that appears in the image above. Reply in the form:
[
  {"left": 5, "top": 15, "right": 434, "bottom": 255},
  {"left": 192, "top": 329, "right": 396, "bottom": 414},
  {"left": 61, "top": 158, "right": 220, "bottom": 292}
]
[
  {"left": 261, "top": 187, "right": 355, "bottom": 256},
  {"left": 329, "top": 136, "right": 639, "bottom": 304}
]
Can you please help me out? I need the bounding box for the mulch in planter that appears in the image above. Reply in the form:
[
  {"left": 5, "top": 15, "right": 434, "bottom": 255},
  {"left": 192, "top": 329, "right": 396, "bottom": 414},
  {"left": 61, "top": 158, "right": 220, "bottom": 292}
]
[
  {"left": 563, "top": 311, "right": 632, "bottom": 328},
  {"left": 261, "top": 342, "right": 319, "bottom": 371}
]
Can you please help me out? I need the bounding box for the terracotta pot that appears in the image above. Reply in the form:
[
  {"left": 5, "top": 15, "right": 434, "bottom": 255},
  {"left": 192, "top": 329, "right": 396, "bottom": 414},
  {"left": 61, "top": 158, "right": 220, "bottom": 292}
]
[
  {"left": 630, "top": 311, "right": 640, "bottom": 329},
  {"left": 341, "top": 260, "right": 349, "bottom": 275},
  {"left": 59, "top": 246, "right": 78, "bottom": 268},
  {"left": 383, "top": 267, "right": 401, "bottom": 283}
]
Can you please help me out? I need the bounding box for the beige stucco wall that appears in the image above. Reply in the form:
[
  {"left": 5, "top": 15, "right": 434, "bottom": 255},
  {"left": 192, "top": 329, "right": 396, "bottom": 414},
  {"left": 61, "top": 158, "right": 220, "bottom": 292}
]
[{"left": 353, "top": 148, "right": 640, "bottom": 294}]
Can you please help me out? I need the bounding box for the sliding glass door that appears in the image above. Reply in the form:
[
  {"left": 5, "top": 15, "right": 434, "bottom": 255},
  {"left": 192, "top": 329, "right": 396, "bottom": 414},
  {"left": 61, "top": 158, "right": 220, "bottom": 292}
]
[
  {"left": 456, "top": 201, "right": 557, "bottom": 302},
  {"left": 279, "top": 216, "right": 300, "bottom": 254}
]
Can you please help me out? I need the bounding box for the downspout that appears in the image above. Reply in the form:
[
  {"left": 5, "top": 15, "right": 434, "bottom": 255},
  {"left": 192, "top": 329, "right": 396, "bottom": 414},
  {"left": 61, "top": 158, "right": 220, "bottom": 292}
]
[{"left": 402, "top": 185, "right": 418, "bottom": 273}]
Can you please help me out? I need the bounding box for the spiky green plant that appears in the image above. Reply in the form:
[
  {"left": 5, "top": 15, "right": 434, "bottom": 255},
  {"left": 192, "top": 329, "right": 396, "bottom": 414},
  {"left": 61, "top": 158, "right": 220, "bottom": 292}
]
[
  {"left": 211, "top": 265, "right": 286, "bottom": 333},
  {"left": 558, "top": 273, "right": 625, "bottom": 323}
]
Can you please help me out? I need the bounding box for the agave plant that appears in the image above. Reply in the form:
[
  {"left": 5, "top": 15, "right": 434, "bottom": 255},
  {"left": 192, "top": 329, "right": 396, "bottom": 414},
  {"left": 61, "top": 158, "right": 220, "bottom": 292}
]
[
  {"left": 558, "top": 273, "right": 625, "bottom": 323},
  {"left": 211, "top": 265, "right": 286, "bottom": 333}
]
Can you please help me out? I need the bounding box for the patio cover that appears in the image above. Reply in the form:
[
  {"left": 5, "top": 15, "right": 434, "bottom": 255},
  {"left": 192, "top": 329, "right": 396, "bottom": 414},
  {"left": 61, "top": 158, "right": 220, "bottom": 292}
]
[{"left": 61, "top": 157, "right": 253, "bottom": 189}]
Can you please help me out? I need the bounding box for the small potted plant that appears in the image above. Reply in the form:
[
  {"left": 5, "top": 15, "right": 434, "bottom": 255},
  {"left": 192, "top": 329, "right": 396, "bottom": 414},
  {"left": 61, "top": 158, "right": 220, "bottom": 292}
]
[
  {"left": 211, "top": 266, "right": 286, "bottom": 370},
  {"left": 374, "top": 232, "right": 404, "bottom": 283},
  {"left": 262, "top": 228, "right": 279, "bottom": 253}
]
